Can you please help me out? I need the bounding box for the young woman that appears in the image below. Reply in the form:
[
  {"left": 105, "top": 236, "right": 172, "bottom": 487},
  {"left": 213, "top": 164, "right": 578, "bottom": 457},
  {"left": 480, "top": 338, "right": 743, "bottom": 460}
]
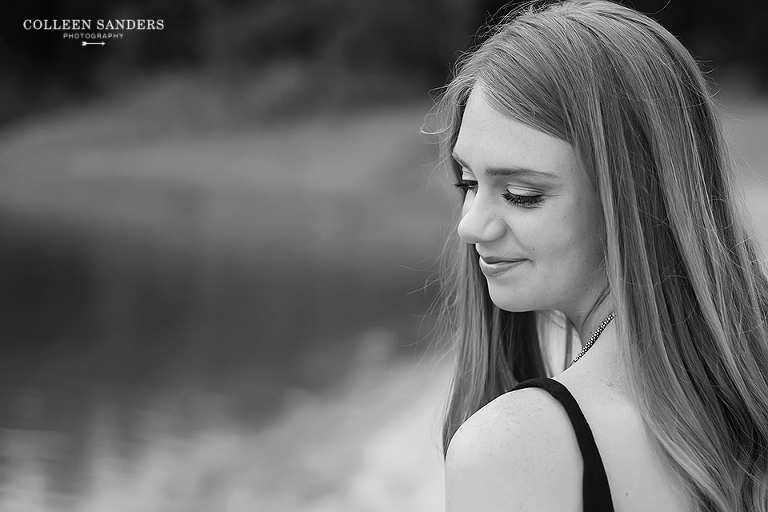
[{"left": 434, "top": 1, "right": 768, "bottom": 511}]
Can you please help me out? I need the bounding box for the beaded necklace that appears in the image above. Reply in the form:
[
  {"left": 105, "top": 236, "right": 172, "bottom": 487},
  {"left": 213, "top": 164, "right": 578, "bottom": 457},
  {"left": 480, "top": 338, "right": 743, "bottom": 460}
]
[{"left": 570, "top": 312, "right": 616, "bottom": 366}]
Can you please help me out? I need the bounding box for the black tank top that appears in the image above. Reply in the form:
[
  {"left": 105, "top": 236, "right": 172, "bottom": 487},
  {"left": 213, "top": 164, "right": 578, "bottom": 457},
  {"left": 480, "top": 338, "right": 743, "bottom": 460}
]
[{"left": 511, "top": 377, "right": 615, "bottom": 511}]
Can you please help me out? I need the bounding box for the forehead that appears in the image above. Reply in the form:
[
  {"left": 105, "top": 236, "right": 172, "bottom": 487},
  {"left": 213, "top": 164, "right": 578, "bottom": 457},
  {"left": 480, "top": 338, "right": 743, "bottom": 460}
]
[{"left": 453, "top": 86, "right": 578, "bottom": 180}]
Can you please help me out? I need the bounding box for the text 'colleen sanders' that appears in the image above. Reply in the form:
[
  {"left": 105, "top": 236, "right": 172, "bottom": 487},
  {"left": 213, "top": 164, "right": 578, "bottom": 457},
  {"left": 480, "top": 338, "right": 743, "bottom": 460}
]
[{"left": 23, "top": 19, "right": 164, "bottom": 31}]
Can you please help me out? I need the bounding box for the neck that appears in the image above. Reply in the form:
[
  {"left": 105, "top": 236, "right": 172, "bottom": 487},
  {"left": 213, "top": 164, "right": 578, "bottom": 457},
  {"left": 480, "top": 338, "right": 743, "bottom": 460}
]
[
  {"left": 563, "top": 294, "right": 616, "bottom": 345},
  {"left": 557, "top": 293, "right": 626, "bottom": 386}
]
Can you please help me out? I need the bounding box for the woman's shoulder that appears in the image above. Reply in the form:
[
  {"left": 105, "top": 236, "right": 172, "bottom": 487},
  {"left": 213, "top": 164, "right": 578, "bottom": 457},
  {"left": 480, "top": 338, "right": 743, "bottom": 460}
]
[
  {"left": 445, "top": 384, "right": 583, "bottom": 511},
  {"left": 554, "top": 373, "right": 693, "bottom": 512}
]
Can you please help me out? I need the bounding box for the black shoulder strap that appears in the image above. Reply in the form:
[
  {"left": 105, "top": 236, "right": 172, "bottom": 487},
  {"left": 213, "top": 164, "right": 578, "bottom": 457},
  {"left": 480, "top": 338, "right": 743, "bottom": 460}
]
[{"left": 511, "top": 377, "right": 615, "bottom": 512}]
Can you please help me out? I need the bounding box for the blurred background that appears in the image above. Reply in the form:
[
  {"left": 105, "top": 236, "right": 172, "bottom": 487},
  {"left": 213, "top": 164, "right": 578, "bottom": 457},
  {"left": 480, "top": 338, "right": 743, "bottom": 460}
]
[{"left": 0, "top": 0, "right": 766, "bottom": 510}]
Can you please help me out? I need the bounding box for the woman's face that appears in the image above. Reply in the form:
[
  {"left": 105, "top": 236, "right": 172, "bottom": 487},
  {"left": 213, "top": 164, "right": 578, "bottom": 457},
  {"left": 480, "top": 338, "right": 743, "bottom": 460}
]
[{"left": 453, "top": 85, "right": 606, "bottom": 322}]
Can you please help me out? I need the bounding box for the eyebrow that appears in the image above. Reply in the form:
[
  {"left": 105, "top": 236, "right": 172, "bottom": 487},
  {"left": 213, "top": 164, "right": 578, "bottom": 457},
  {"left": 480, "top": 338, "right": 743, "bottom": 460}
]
[{"left": 451, "top": 152, "right": 560, "bottom": 180}]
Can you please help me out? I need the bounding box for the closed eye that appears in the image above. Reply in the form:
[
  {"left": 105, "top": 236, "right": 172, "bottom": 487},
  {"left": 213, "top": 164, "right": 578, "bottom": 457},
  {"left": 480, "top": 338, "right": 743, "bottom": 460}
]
[
  {"left": 454, "top": 179, "right": 478, "bottom": 193},
  {"left": 503, "top": 191, "right": 544, "bottom": 207},
  {"left": 455, "top": 180, "right": 544, "bottom": 207}
]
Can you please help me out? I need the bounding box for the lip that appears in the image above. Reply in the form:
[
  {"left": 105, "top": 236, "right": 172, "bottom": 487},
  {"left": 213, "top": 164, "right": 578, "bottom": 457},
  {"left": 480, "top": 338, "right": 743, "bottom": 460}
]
[{"left": 478, "top": 256, "right": 527, "bottom": 277}]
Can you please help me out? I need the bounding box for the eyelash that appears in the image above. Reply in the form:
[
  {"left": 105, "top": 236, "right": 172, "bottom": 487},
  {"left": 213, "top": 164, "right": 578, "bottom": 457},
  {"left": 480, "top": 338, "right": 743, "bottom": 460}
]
[{"left": 454, "top": 180, "right": 544, "bottom": 207}]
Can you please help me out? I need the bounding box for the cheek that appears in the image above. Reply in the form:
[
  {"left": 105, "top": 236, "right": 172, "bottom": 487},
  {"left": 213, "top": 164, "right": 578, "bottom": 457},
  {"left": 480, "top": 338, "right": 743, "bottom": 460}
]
[
  {"left": 520, "top": 198, "right": 603, "bottom": 269},
  {"left": 559, "top": 201, "right": 605, "bottom": 273}
]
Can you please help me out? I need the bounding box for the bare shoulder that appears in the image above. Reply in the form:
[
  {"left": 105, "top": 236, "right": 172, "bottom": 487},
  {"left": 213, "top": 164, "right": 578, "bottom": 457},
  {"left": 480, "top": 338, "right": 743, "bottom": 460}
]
[
  {"left": 554, "top": 373, "right": 693, "bottom": 512},
  {"left": 445, "top": 387, "right": 582, "bottom": 512}
]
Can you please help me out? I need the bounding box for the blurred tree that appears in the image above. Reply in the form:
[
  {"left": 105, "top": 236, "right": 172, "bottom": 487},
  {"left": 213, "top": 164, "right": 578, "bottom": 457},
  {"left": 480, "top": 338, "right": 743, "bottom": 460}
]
[
  {"left": 0, "top": 0, "right": 766, "bottom": 124},
  {"left": 122, "top": 0, "right": 204, "bottom": 67},
  {"left": 0, "top": 0, "right": 109, "bottom": 121},
  {"left": 477, "top": 0, "right": 768, "bottom": 77}
]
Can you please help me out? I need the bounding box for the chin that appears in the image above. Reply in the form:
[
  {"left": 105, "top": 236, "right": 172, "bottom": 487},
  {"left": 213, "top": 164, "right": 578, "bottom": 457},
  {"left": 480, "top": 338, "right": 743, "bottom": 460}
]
[{"left": 486, "top": 286, "right": 535, "bottom": 313}]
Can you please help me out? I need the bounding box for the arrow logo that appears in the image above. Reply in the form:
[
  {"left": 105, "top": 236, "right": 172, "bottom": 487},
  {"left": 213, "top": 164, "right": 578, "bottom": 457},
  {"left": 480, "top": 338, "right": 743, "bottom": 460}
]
[{"left": 81, "top": 42, "right": 105, "bottom": 46}]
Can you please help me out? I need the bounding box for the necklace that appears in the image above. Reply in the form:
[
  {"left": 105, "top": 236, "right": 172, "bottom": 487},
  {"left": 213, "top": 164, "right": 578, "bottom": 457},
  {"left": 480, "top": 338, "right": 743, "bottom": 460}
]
[{"left": 570, "top": 312, "right": 616, "bottom": 366}]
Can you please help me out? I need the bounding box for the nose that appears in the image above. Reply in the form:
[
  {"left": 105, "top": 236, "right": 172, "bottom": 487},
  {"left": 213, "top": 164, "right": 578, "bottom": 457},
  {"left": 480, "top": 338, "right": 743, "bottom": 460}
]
[{"left": 457, "top": 192, "right": 506, "bottom": 244}]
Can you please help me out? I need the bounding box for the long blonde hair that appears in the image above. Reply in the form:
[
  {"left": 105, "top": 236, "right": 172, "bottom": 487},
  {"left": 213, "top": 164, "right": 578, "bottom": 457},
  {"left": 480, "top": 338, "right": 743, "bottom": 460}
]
[{"left": 434, "top": 1, "right": 768, "bottom": 510}]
